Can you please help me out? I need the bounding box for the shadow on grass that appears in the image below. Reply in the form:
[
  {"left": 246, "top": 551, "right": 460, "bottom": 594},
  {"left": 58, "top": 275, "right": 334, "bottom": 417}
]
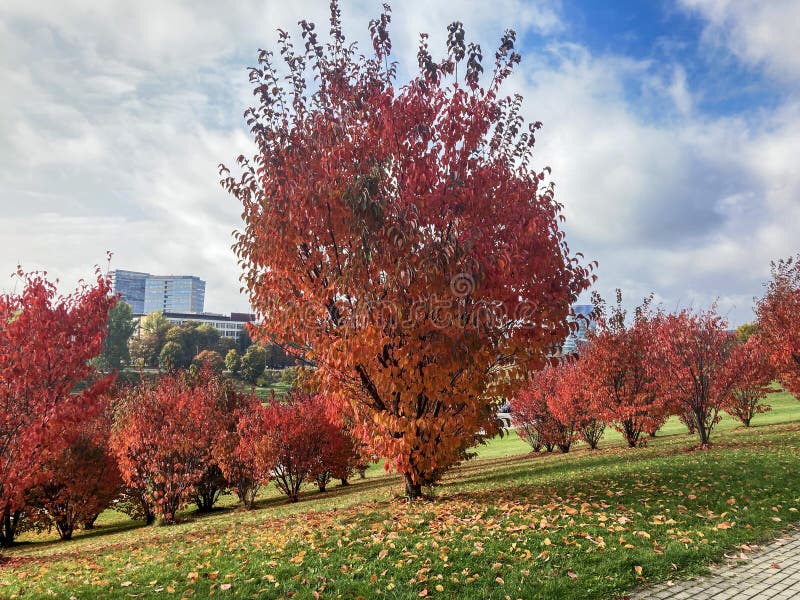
[{"left": 7, "top": 517, "right": 143, "bottom": 554}]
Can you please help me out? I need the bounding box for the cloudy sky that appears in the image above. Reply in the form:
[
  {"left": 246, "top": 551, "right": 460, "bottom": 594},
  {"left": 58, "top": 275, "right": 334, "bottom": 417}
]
[{"left": 1, "top": 0, "right": 798, "bottom": 324}]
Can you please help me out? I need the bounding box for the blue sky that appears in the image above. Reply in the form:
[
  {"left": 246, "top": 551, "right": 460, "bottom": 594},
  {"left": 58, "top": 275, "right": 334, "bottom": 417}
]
[{"left": 0, "top": 0, "right": 798, "bottom": 324}]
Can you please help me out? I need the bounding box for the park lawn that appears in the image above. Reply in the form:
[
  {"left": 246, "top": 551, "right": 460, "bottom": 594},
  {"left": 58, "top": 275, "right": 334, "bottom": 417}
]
[
  {"left": 231, "top": 380, "right": 294, "bottom": 400},
  {"left": 2, "top": 392, "right": 799, "bottom": 599}
]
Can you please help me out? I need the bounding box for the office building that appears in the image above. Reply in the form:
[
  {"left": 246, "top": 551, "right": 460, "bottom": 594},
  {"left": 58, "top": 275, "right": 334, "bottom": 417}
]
[
  {"left": 161, "top": 311, "right": 256, "bottom": 342},
  {"left": 111, "top": 270, "right": 206, "bottom": 315},
  {"left": 109, "top": 270, "right": 149, "bottom": 314},
  {"left": 143, "top": 275, "right": 205, "bottom": 314},
  {"left": 561, "top": 304, "right": 595, "bottom": 355}
]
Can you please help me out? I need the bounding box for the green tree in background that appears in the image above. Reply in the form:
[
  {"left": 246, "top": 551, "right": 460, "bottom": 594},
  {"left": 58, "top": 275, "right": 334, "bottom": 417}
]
[
  {"left": 237, "top": 327, "right": 252, "bottom": 353},
  {"left": 225, "top": 349, "right": 241, "bottom": 375},
  {"left": 736, "top": 322, "right": 758, "bottom": 343},
  {"left": 195, "top": 324, "right": 221, "bottom": 354},
  {"left": 240, "top": 345, "right": 267, "bottom": 384},
  {"left": 217, "top": 337, "right": 237, "bottom": 355},
  {"left": 94, "top": 301, "right": 136, "bottom": 371},
  {"left": 159, "top": 341, "right": 183, "bottom": 372},
  {"left": 131, "top": 311, "right": 170, "bottom": 367}
]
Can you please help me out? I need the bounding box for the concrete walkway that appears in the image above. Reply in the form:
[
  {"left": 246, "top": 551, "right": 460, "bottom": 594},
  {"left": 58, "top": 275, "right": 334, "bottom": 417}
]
[{"left": 630, "top": 525, "right": 800, "bottom": 599}]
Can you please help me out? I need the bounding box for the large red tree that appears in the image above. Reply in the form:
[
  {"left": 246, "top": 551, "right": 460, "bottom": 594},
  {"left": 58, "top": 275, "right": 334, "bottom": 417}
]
[
  {"left": 756, "top": 257, "right": 800, "bottom": 397},
  {"left": 0, "top": 268, "right": 114, "bottom": 546},
  {"left": 221, "top": 2, "right": 592, "bottom": 497}
]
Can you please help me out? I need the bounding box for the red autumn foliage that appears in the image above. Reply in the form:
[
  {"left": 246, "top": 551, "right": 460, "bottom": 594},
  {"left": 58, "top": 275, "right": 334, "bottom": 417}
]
[
  {"left": 581, "top": 292, "right": 663, "bottom": 448},
  {"left": 310, "top": 424, "right": 361, "bottom": 492},
  {"left": 218, "top": 405, "right": 272, "bottom": 509},
  {"left": 110, "top": 370, "right": 247, "bottom": 524},
  {"left": 756, "top": 257, "right": 800, "bottom": 397},
  {"left": 0, "top": 268, "right": 115, "bottom": 546},
  {"left": 550, "top": 358, "right": 605, "bottom": 450},
  {"left": 251, "top": 393, "right": 356, "bottom": 502},
  {"left": 724, "top": 336, "right": 776, "bottom": 427},
  {"left": 651, "top": 308, "right": 738, "bottom": 446},
  {"left": 221, "top": 3, "right": 593, "bottom": 497},
  {"left": 26, "top": 398, "right": 122, "bottom": 540},
  {"left": 317, "top": 395, "right": 371, "bottom": 486},
  {"left": 511, "top": 367, "right": 576, "bottom": 454}
]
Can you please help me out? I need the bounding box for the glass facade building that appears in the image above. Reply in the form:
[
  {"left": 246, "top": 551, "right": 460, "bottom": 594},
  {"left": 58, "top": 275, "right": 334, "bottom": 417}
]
[
  {"left": 111, "top": 270, "right": 206, "bottom": 315},
  {"left": 109, "top": 270, "right": 149, "bottom": 314},
  {"left": 561, "top": 304, "right": 595, "bottom": 355},
  {"left": 143, "top": 276, "right": 205, "bottom": 314}
]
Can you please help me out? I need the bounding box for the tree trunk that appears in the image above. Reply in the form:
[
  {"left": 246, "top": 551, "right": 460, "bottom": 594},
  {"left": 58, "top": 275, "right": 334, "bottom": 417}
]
[
  {"left": 403, "top": 473, "right": 422, "bottom": 500},
  {"left": 83, "top": 513, "right": 99, "bottom": 530},
  {"left": 57, "top": 521, "right": 74, "bottom": 541},
  {"left": 1, "top": 508, "right": 22, "bottom": 547},
  {"left": 697, "top": 422, "right": 710, "bottom": 446},
  {"left": 340, "top": 477, "right": 349, "bottom": 486}
]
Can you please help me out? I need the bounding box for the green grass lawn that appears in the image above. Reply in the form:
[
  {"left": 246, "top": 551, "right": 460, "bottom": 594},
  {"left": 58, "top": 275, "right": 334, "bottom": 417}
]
[
  {"left": 231, "top": 379, "right": 294, "bottom": 399},
  {"left": 3, "top": 391, "right": 799, "bottom": 599}
]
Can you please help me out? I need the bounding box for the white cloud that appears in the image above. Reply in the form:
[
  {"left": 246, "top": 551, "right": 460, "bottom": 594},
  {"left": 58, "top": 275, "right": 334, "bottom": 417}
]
[
  {"left": 506, "top": 41, "right": 798, "bottom": 323},
  {"left": 679, "top": 0, "right": 800, "bottom": 80}
]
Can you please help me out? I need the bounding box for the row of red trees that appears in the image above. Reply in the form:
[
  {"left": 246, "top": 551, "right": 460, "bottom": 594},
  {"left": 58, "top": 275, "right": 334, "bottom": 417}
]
[
  {"left": 2, "top": 254, "right": 797, "bottom": 543},
  {"left": 0, "top": 271, "right": 367, "bottom": 546},
  {"left": 512, "top": 266, "right": 800, "bottom": 451},
  {"left": 111, "top": 372, "right": 365, "bottom": 526}
]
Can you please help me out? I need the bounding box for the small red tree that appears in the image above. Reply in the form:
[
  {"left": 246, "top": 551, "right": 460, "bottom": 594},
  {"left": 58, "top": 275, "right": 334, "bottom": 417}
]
[
  {"left": 26, "top": 399, "right": 122, "bottom": 540},
  {"left": 110, "top": 371, "right": 226, "bottom": 525},
  {"left": 550, "top": 358, "right": 605, "bottom": 449},
  {"left": 651, "top": 308, "right": 738, "bottom": 446},
  {"left": 191, "top": 374, "right": 253, "bottom": 512},
  {"left": 724, "top": 336, "right": 775, "bottom": 426},
  {"left": 221, "top": 2, "right": 592, "bottom": 498},
  {"left": 260, "top": 391, "right": 339, "bottom": 502},
  {"left": 756, "top": 257, "right": 800, "bottom": 397},
  {"left": 310, "top": 422, "right": 361, "bottom": 492},
  {"left": 0, "top": 268, "right": 115, "bottom": 546},
  {"left": 217, "top": 405, "right": 272, "bottom": 509},
  {"left": 511, "top": 367, "right": 575, "bottom": 453},
  {"left": 581, "top": 291, "right": 663, "bottom": 448},
  {"left": 317, "top": 394, "right": 370, "bottom": 486}
]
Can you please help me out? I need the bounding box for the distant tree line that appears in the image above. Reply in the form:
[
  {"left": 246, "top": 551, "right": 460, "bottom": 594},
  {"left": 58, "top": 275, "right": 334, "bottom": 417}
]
[{"left": 91, "top": 307, "right": 296, "bottom": 383}]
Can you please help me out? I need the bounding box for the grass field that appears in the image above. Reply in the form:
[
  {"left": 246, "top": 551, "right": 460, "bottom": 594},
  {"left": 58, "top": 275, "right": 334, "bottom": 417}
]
[{"left": 3, "top": 391, "right": 799, "bottom": 599}]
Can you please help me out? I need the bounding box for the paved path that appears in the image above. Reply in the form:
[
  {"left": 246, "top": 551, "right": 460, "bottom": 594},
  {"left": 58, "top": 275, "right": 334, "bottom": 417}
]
[{"left": 630, "top": 525, "right": 800, "bottom": 599}]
